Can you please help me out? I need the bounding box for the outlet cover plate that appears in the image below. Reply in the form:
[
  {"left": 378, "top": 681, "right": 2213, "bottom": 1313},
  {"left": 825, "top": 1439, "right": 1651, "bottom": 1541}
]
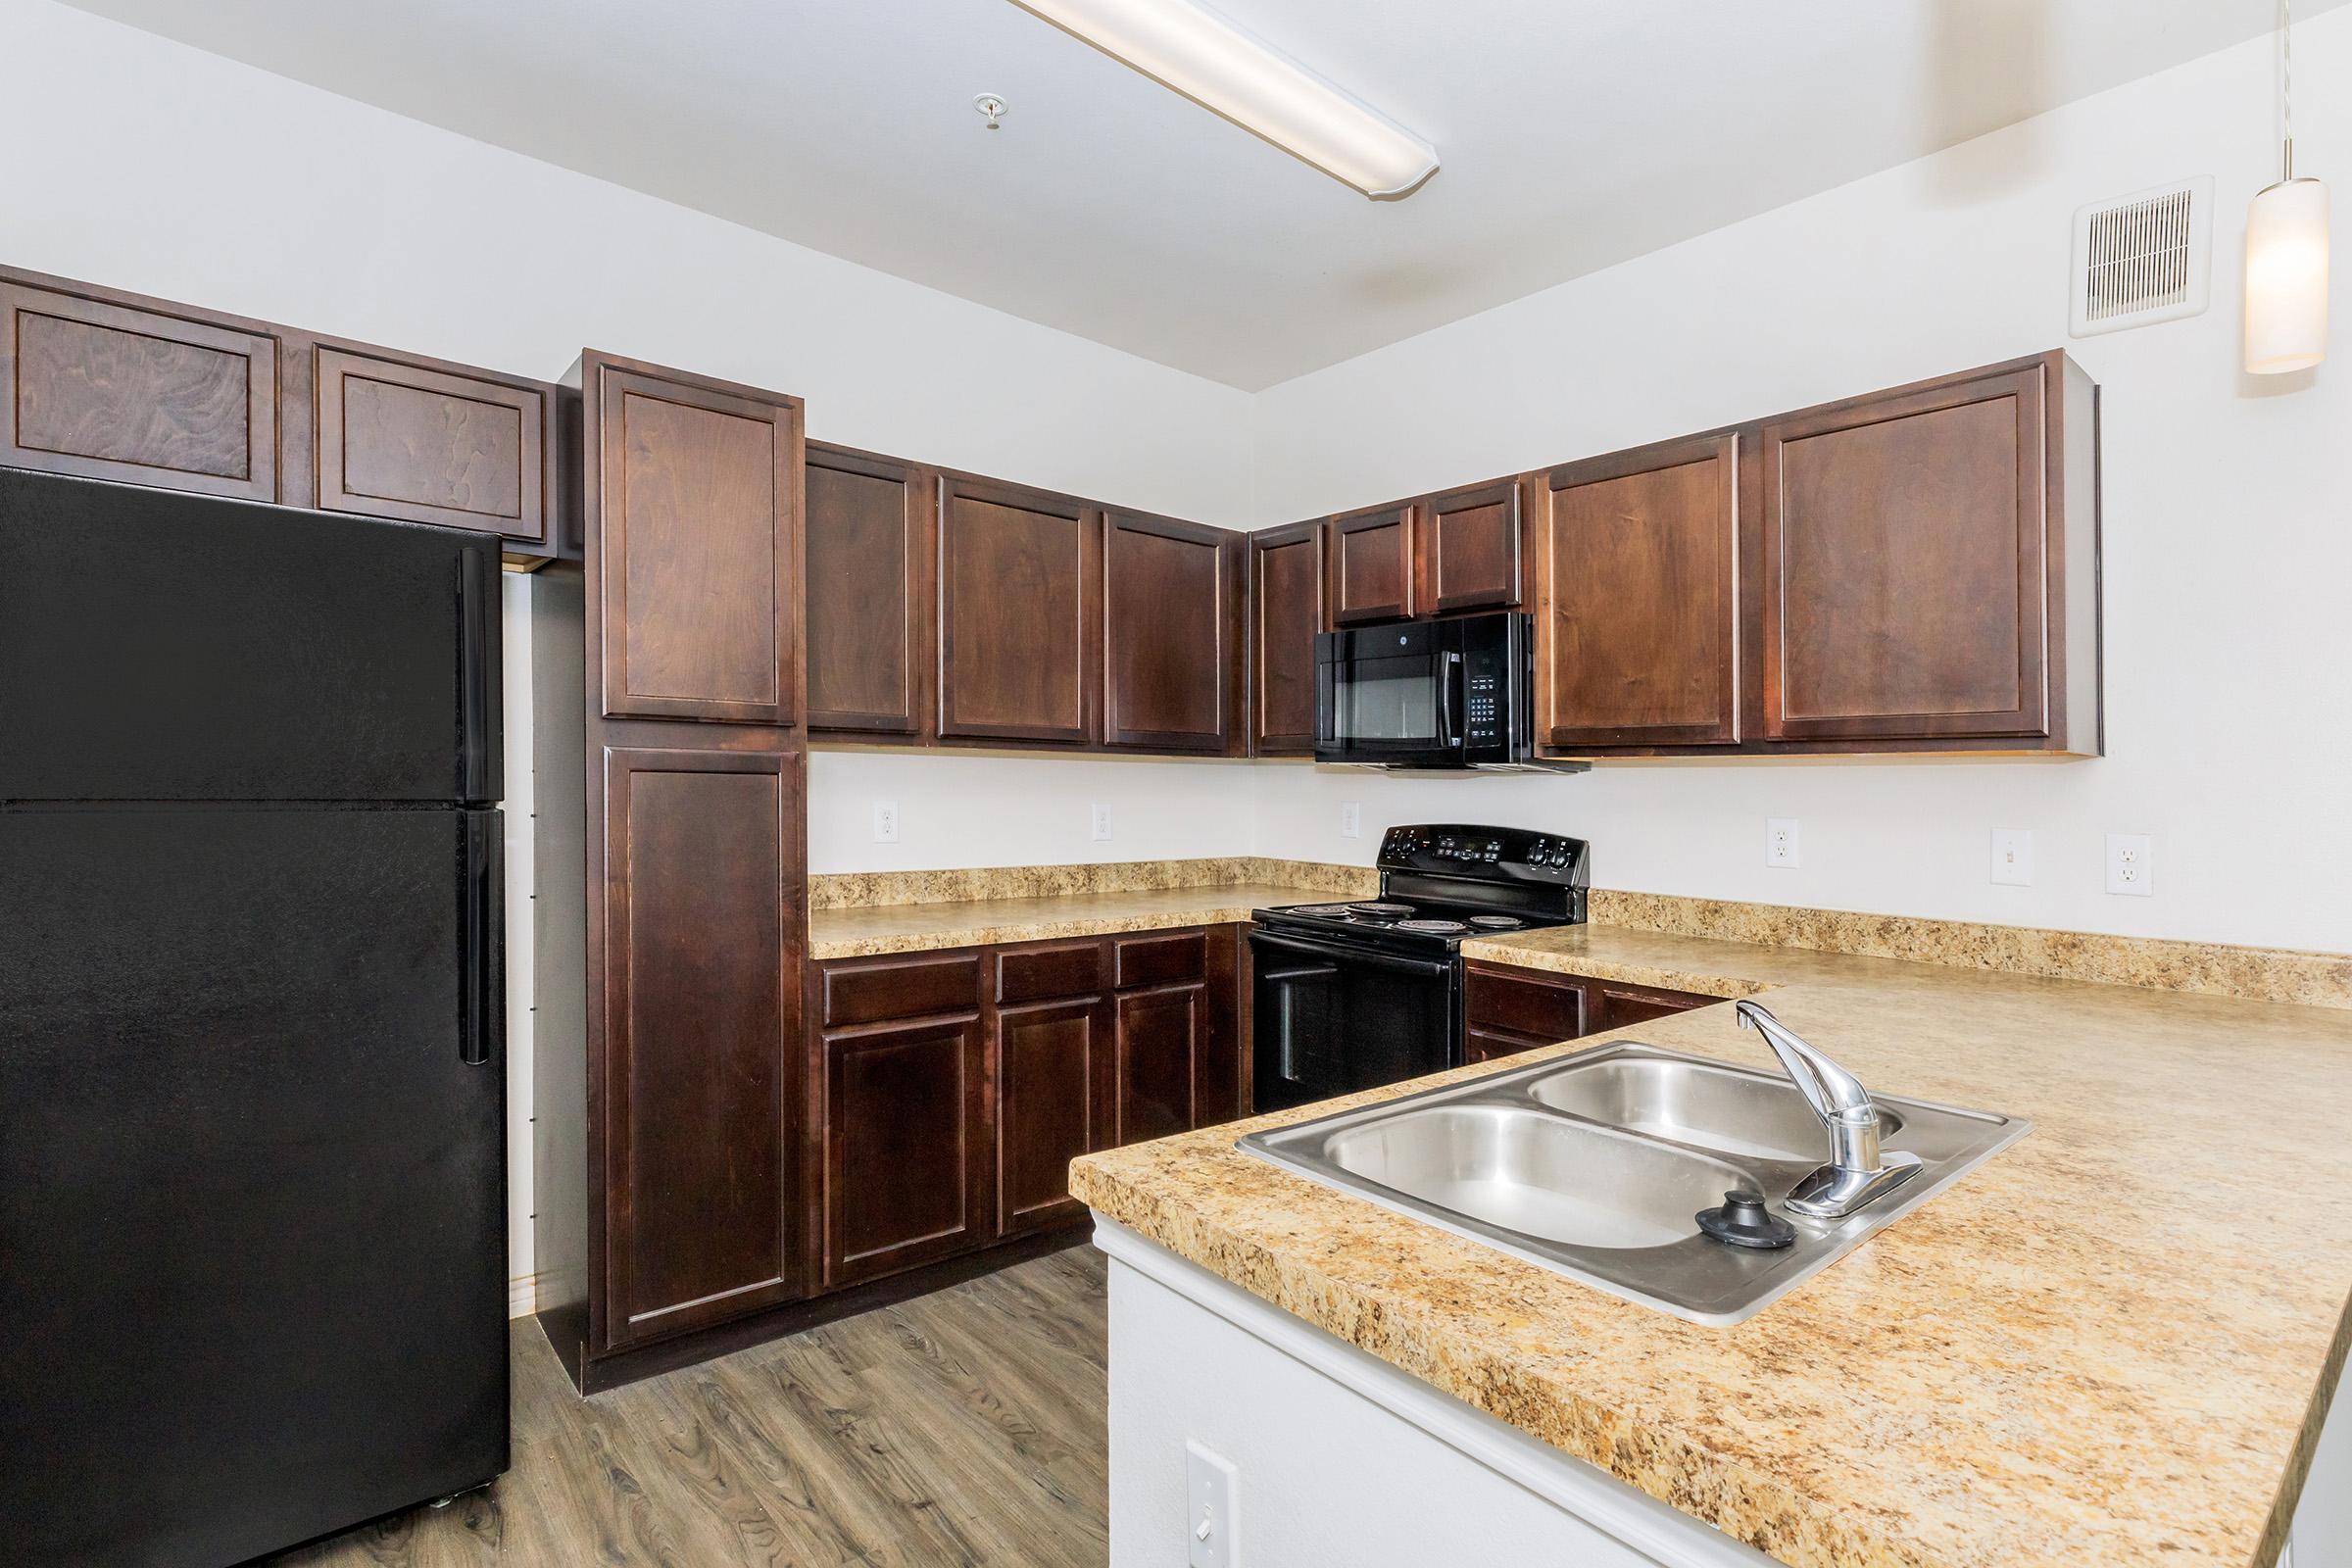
[
  {"left": 1090, "top": 804, "right": 1113, "bottom": 842},
  {"left": 1340, "top": 803, "right": 1361, "bottom": 839},
  {"left": 872, "top": 801, "right": 900, "bottom": 844},
  {"left": 2105, "top": 833, "right": 2153, "bottom": 896},
  {"left": 1766, "top": 818, "right": 1799, "bottom": 869}
]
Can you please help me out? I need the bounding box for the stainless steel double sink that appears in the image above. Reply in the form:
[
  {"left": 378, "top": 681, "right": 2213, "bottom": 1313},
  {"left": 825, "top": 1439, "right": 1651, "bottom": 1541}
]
[{"left": 1239, "top": 1040, "right": 2029, "bottom": 1324}]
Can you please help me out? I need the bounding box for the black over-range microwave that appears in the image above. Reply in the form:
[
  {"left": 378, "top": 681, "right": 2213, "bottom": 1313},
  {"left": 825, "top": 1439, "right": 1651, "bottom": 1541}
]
[{"left": 1313, "top": 611, "right": 1586, "bottom": 771}]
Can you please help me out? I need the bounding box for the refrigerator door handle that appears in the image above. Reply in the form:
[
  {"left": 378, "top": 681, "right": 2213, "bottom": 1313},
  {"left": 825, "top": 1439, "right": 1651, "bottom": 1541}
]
[
  {"left": 457, "top": 547, "right": 502, "bottom": 805},
  {"left": 461, "top": 810, "right": 505, "bottom": 1067}
]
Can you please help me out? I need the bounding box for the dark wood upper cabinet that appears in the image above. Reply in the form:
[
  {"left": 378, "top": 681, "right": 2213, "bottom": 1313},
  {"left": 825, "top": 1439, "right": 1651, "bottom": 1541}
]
[
  {"left": 1537, "top": 434, "right": 1740, "bottom": 750},
  {"left": 1250, "top": 522, "right": 1325, "bottom": 756},
  {"left": 1417, "top": 478, "right": 1524, "bottom": 612},
  {"left": 1102, "top": 511, "right": 1241, "bottom": 754},
  {"left": 311, "top": 344, "right": 550, "bottom": 546},
  {"left": 586, "top": 353, "right": 803, "bottom": 726},
  {"left": 1757, "top": 357, "right": 2074, "bottom": 745},
  {"left": 820, "top": 1011, "right": 988, "bottom": 1291},
  {"left": 805, "top": 442, "right": 934, "bottom": 738},
  {"left": 599, "top": 746, "right": 805, "bottom": 1350},
  {"left": 993, "top": 994, "right": 1113, "bottom": 1238},
  {"left": 1, "top": 275, "right": 279, "bottom": 502},
  {"left": 938, "top": 474, "right": 1100, "bottom": 746},
  {"left": 1326, "top": 503, "right": 1416, "bottom": 624}
]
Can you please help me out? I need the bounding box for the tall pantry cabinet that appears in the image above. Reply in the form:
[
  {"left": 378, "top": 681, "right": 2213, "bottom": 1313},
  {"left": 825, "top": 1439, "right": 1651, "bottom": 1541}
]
[{"left": 533, "top": 351, "right": 810, "bottom": 1393}]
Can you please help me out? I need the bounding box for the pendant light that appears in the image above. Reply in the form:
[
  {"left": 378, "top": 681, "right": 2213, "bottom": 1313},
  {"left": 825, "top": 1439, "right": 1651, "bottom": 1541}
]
[{"left": 2246, "top": 0, "right": 2329, "bottom": 373}]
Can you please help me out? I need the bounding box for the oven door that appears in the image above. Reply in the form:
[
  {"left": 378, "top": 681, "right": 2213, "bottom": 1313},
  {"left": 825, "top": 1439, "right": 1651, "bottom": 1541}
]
[
  {"left": 1315, "top": 622, "right": 1463, "bottom": 766},
  {"left": 1250, "top": 929, "right": 1459, "bottom": 1114}
]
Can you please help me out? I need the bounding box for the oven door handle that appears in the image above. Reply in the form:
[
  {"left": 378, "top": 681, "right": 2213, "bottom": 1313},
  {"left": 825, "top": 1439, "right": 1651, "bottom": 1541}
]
[{"left": 1250, "top": 929, "right": 1458, "bottom": 981}]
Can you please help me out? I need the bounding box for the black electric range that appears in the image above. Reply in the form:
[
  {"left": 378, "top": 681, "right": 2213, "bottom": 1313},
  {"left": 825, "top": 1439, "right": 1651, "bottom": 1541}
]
[{"left": 1249, "top": 824, "right": 1590, "bottom": 1113}]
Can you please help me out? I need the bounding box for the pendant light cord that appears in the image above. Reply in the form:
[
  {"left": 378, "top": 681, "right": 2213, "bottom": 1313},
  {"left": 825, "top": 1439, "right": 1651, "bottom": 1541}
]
[{"left": 2283, "top": 0, "right": 2296, "bottom": 181}]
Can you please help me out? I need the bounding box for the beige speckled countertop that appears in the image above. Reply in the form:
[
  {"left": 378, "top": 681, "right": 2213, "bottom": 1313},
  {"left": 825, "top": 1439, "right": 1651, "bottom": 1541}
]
[
  {"left": 808, "top": 882, "right": 1340, "bottom": 959},
  {"left": 1071, "top": 924, "right": 2352, "bottom": 1568}
]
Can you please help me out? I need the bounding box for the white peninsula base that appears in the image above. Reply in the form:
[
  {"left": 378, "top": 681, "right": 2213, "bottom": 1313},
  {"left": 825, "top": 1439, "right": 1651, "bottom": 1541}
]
[{"left": 1096, "top": 1217, "right": 2350, "bottom": 1568}]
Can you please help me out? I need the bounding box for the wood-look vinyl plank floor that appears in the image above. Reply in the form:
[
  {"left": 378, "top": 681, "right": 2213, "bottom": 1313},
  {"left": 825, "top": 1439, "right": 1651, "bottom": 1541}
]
[{"left": 259, "top": 1248, "right": 1109, "bottom": 1568}]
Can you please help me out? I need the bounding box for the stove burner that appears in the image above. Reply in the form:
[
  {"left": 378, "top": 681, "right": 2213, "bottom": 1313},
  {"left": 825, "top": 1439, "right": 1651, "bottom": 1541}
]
[
  {"left": 1468, "top": 915, "right": 1522, "bottom": 929},
  {"left": 1395, "top": 918, "right": 1470, "bottom": 935},
  {"left": 1349, "top": 902, "right": 1413, "bottom": 917}
]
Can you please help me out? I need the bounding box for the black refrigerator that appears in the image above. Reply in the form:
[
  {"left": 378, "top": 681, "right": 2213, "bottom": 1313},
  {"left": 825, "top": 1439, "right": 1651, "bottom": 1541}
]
[{"left": 0, "top": 468, "right": 510, "bottom": 1566}]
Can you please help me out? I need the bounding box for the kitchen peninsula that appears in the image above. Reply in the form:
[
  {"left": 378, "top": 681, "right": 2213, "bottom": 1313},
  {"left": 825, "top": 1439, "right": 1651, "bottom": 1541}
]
[{"left": 1074, "top": 918, "right": 2352, "bottom": 1568}]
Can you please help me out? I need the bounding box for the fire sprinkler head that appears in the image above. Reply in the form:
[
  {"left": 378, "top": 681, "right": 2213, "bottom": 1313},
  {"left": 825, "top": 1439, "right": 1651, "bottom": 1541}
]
[{"left": 973, "top": 93, "right": 1007, "bottom": 130}]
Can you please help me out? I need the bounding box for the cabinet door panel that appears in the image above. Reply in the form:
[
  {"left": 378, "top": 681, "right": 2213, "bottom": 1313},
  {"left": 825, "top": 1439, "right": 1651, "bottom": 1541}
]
[
  {"left": 938, "top": 477, "right": 1098, "bottom": 744},
  {"left": 1250, "top": 522, "right": 1324, "bottom": 755},
  {"left": 1465, "top": 965, "right": 1586, "bottom": 1042},
  {"left": 1102, "top": 512, "right": 1236, "bottom": 753},
  {"left": 593, "top": 361, "right": 801, "bottom": 724},
  {"left": 1, "top": 280, "right": 277, "bottom": 501},
  {"left": 601, "top": 748, "right": 802, "bottom": 1348},
  {"left": 995, "top": 996, "right": 1111, "bottom": 1237},
  {"left": 1467, "top": 1025, "right": 1552, "bottom": 1064},
  {"left": 1591, "top": 983, "right": 1713, "bottom": 1033},
  {"left": 1760, "top": 366, "right": 2047, "bottom": 741},
  {"left": 314, "top": 346, "right": 547, "bottom": 543},
  {"left": 1115, "top": 983, "right": 1203, "bottom": 1146},
  {"left": 1420, "top": 479, "right": 1522, "bottom": 612},
  {"left": 1327, "top": 505, "right": 1415, "bottom": 624},
  {"left": 1539, "top": 435, "right": 1740, "bottom": 749},
  {"left": 822, "top": 1013, "right": 986, "bottom": 1289},
  {"left": 807, "top": 444, "right": 932, "bottom": 735}
]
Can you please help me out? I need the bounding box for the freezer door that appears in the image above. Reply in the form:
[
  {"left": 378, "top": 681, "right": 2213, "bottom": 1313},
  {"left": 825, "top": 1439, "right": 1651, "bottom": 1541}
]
[
  {"left": 0, "top": 807, "right": 509, "bottom": 1568},
  {"left": 0, "top": 468, "right": 501, "bottom": 804}
]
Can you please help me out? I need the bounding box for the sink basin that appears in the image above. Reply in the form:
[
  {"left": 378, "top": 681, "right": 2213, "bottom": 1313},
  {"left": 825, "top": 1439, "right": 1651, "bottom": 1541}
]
[
  {"left": 1324, "top": 1104, "right": 1745, "bottom": 1250},
  {"left": 1241, "top": 1041, "right": 2029, "bottom": 1324},
  {"left": 1525, "top": 1054, "right": 1905, "bottom": 1164}
]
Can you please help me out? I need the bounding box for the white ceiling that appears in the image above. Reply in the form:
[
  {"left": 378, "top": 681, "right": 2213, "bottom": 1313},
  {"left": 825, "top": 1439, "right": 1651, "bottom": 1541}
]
[{"left": 58, "top": 0, "right": 2342, "bottom": 389}]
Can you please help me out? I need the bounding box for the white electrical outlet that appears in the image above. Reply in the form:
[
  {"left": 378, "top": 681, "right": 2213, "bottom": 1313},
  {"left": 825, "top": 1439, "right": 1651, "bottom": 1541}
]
[
  {"left": 1765, "top": 818, "right": 1800, "bottom": 868},
  {"left": 871, "top": 801, "right": 900, "bottom": 844},
  {"left": 1340, "top": 803, "right": 1361, "bottom": 839},
  {"left": 2105, "top": 833, "right": 2153, "bottom": 896},
  {"left": 1090, "top": 803, "right": 1113, "bottom": 842},
  {"left": 1990, "top": 828, "right": 2034, "bottom": 886},
  {"left": 1185, "top": 1440, "right": 1238, "bottom": 1568}
]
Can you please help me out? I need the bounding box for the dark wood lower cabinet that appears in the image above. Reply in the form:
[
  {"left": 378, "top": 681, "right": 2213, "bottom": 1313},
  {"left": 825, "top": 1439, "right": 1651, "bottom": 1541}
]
[
  {"left": 821, "top": 1012, "right": 988, "bottom": 1290},
  {"left": 808, "top": 925, "right": 1242, "bottom": 1298},
  {"left": 1465, "top": 961, "right": 1716, "bottom": 1063},
  {"left": 994, "top": 995, "right": 1113, "bottom": 1237},
  {"left": 1114, "top": 983, "right": 1203, "bottom": 1146}
]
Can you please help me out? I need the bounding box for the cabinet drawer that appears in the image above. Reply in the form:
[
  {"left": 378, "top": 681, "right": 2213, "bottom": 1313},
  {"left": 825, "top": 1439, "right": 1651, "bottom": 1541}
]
[
  {"left": 1591, "top": 982, "right": 1714, "bottom": 1033},
  {"left": 995, "top": 940, "right": 1107, "bottom": 1004},
  {"left": 819, "top": 953, "right": 981, "bottom": 1027},
  {"left": 1464, "top": 966, "right": 1586, "bottom": 1043},
  {"left": 1114, "top": 930, "right": 1207, "bottom": 989}
]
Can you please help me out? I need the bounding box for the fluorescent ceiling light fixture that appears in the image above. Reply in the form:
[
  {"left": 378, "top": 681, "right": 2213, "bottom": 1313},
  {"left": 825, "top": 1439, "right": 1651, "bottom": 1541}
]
[{"left": 1007, "top": 0, "right": 1439, "bottom": 198}]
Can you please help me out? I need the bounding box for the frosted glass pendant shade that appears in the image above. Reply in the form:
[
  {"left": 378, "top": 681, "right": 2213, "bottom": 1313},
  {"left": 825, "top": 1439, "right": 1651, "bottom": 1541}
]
[{"left": 2244, "top": 176, "right": 2330, "bottom": 373}]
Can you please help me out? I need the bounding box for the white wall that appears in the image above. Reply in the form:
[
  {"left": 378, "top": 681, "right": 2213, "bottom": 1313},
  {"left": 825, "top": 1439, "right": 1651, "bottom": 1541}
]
[{"left": 1249, "top": 17, "right": 2352, "bottom": 954}]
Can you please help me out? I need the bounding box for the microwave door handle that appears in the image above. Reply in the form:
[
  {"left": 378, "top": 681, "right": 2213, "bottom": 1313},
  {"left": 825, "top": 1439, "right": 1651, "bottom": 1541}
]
[{"left": 1437, "top": 650, "right": 1464, "bottom": 748}]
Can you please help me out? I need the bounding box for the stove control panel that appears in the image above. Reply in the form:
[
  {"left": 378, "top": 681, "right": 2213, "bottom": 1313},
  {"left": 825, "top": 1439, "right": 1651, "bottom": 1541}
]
[{"left": 1378, "top": 824, "right": 1590, "bottom": 884}]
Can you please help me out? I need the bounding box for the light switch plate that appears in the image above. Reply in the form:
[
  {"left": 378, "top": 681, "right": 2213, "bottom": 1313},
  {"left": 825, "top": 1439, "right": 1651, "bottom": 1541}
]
[
  {"left": 1185, "top": 1440, "right": 1238, "bottom": 1568},
  {"left": 1766, "top": 818, "right": 1799, "bottom": 868},
  {"left": 1990, "top": 828, "right": 2034, "bottom": 885}
]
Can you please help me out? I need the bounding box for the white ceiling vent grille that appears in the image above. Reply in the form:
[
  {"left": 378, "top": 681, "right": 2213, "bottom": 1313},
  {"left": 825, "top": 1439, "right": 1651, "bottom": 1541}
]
[{"left": 2070, "top": 176, "right": 2213, "bottom": 337}]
